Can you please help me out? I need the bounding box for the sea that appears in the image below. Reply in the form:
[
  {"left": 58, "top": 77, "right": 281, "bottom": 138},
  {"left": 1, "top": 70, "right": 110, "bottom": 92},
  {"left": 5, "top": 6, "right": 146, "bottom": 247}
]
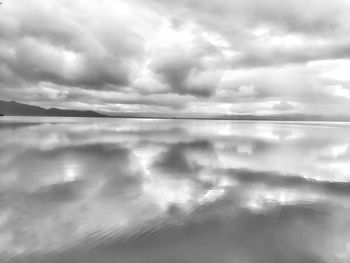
[{"left": 1, "top": 116, "right": 350, "bottom": 263}]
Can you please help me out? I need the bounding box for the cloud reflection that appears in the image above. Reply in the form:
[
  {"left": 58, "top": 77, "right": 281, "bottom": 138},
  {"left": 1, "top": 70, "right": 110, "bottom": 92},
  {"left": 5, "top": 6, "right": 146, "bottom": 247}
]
[{"left": 1, "top": 117, "right": 350, "bottom": 262}]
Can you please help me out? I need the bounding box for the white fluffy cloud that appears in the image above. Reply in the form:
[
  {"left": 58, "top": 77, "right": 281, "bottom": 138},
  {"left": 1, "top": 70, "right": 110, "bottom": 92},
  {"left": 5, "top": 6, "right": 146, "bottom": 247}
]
[{"left": 1, "top": 0, "right": 350, "bottom": 115}]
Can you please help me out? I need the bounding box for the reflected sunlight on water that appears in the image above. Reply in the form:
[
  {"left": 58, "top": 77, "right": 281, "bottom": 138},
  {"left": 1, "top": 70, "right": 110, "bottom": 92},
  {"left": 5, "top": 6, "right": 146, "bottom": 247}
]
[{"left": 1, "top": 117, "right": 350, "bottom": 263}]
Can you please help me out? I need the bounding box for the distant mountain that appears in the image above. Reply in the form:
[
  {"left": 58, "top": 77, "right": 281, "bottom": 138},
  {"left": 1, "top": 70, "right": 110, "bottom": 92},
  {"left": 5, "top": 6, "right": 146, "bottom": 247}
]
[
  {"left": 219, "top": 114, "right": 350, "bottom": 122},
  {"left": 110, "top": 113, "right": 350, "bottom": 122},
  {"left": 1, "top": 100, "right": 349, "bottom": 121},
  {"left": 0, "top": 100, "right": 108, "bottom": 117}
]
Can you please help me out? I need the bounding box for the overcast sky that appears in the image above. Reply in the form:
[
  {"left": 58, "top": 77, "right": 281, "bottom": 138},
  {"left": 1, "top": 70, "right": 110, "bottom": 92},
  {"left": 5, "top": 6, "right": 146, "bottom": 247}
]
[{"left": 1, "top": 0, "right": 350, "bottom": 116}]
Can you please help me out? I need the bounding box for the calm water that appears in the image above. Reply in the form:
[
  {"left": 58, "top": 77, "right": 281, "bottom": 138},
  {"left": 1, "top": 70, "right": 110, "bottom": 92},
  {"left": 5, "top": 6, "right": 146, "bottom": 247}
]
[{"left": 1, "top": 117, "right": 350, "bottom": 263}]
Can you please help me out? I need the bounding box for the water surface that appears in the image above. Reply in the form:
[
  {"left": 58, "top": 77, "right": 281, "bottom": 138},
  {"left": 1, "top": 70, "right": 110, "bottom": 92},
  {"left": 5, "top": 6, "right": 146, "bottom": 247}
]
[{"left": 1, "top": 117, "right": 350, "bottom": 263}]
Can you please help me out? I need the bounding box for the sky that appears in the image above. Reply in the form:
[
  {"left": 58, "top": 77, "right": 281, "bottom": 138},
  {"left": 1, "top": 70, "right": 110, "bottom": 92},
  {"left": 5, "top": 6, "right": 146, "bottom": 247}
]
[{"left": 1, "top": 0, "right": 350, "bottom": 116}]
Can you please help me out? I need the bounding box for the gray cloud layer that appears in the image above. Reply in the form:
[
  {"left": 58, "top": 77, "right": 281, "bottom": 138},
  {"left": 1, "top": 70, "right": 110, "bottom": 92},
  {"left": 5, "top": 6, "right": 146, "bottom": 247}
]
[{"left": 1, "top": 0, "right": 350, "bottom": 115}]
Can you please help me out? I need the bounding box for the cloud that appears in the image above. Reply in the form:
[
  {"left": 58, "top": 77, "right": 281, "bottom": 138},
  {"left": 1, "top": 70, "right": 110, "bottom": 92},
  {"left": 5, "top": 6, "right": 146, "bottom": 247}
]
[
  {"left": 0, "top": 0, "right": 145, "bottom": 90},
  {"left": 272, "top": 101, "right": 296, "bottom": 111},
  {"left": 141, "top": 0, "right": 350, "bottom": 67},
  {"left": 217, "top": 83, "right": 258, "bottom": 99},
  {"left": 149, "top": 26, "right": 224, "bottom": 97},
  {"left": 1, "top": 0, "right": 350, "bottom": 115},
  {"left": 313, "top": 84, "right": 350, "bottom": 99}
]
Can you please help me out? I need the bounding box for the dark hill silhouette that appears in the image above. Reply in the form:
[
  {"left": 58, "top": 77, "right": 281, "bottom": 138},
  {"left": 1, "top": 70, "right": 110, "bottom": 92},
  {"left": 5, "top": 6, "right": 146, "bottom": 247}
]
[{"left": 0, "top": 100, "right": 107, "bottom": 117}]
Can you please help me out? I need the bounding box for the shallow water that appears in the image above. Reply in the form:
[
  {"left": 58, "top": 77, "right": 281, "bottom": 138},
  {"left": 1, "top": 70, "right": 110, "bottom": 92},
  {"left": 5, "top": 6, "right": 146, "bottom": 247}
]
[{"left": 1, "top": 117, "right": 350, "bottom": 263}]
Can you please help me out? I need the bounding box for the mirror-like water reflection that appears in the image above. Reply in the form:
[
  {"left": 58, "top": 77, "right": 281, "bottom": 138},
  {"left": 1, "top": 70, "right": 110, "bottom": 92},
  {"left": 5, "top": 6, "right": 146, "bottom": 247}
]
[{"left": 1, "top": 117, "right": 350, "bottom": 263}]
